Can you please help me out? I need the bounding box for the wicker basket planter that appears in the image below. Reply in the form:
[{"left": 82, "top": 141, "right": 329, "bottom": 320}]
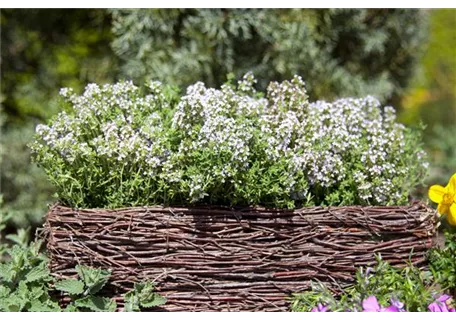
[{"left": 44, "top": 201, "right": 437, "bottom": 311}]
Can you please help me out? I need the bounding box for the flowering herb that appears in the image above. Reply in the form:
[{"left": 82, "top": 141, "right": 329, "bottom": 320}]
[{"left": 31, "top": 74, "right": 428, "bottom": 209}]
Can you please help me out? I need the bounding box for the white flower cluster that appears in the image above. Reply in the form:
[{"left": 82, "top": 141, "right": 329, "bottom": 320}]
[
  {"left": 33, "top": 81, "right": 170, "bottom": 178},
  {"left": 289, "top": 97, "right": 424, "bottom": 204},
  {"left": 171, "top": 73, "right": 427, "bottom": 205},
  {"left": 32, "top": 74, "right": 427, "bottom": 208},
  {"left": 171, "top": 75, "right": 269, "bottom": 201}
]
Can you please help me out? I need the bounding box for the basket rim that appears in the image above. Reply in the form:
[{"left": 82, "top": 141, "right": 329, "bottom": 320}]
[{"left": 48, "top": 199, "right": 433, "bottom": 212}]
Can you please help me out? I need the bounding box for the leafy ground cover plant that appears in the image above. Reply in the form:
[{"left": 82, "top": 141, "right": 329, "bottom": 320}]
[
  {"left": 54, "top": 265, "right": 167, "bottom": 312},
  {"left": 31, "top": 74, "right": 428, "bottom": 209},
  {"left": 291, "top": 256, "right": 455, "bottom": 312},
  {"left": 0, "top": 240, "right": 167, "bottom": 312},
  {"left": 0, "top": 195, "right": 11, "bottom": 257},
  {"left": 55, "top": 265, "right": 117, "bottom": 312},
  {"left": 0, "top": 241, "right": 60, "bottom": 311}
]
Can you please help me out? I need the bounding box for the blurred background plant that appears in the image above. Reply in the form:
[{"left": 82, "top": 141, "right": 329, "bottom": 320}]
[
  {"left": 111, "top": 8, "right": 427, "bottom": 104},
  {"left": 398, "top": 9, "right": 456, "bottom": 189},
  {"left": 1, "top": 8, "right": 455, "bottom": 237},
  {"left": 0, "top": 9, "right": 118, "bottom": 231}
]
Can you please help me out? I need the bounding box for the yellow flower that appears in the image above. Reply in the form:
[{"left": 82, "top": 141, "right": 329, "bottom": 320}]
[{"left": 429, "top": 173, "right": 456, "bottom": 226}]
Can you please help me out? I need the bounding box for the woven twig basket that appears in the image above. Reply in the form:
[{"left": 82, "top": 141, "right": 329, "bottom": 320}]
[{"left": 44, "top": 201, "right": 437, "bottom": 311}]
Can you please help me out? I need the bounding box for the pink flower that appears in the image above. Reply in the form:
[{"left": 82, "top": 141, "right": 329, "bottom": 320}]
[
  {"left": 311, "top": 303, "right": 328, "bottom": 312},
  {"left": 428, "top": 302, "right": 446, "bottom": 311},
  {"left": 362, "top": 296, "right": 403, "bottom": 312},
  {"left": 390, "top": 298, "right": 404, "bottom": 310},
  {"left": 428, "top": 295, "right": 456, "bottom": 312}
]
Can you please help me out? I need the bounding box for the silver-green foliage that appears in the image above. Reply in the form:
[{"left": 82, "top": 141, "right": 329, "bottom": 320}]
[{"left": 111, "top": 9, "right": 428, "bottom": 102}]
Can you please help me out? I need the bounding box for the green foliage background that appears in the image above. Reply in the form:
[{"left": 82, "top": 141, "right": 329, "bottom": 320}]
[
  {"left": 399, "top": 9, "right": 456, "bottom": 187},
  {"left": 111, "top": 9, "right": 427, "bottom": 103},
  {"left": 1, "top": 9, "right": 118, "bottom": 228}
]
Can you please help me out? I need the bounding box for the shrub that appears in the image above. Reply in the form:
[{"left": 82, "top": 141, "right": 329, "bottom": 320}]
[
  {"left": 1, "top": 9, "right": 117, "bottom": 123},
  {"left": 111, "top": 9, "right": 428, "bottom": 103},
  {"left": 30, "top": 75, "right": 428, "bottom": 209}
]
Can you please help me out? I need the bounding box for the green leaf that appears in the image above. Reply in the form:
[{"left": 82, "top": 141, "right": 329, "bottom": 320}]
[
  {"left": 64, "top": 304, "right": 79, "bottom": 312},
  {"left": 0, "top": 300, "right": 6, "bottom": 312},
  {"left": 140, "top": 293, "right": 167, "bottom": 308},
  {"left": 123, "top": 281, "right": 167, "bottom": 310},
  {"left": 0, "top": 294, "right": 25, "bottom": 312},
  {"left": 29, "top": 300, "right": 61, "bottom": 312},
  {"left": 5, "top": 228, "right": 30, "bottom": 246},
  {"left": 27, "top": 284, "right": 45, "bottom": 300},
  {"left": 55, "top": 279, "right": 85, "bottom": 295},
  {"left": 74, "top": 295, "right": 117, "bottom": 312},
  {"left": 76, "top": 265, "right": 111, "bottom": 295},
  {"left": 0, "top": 264, "right": 13, "bottom": 282},
  {"left": 123, "top": 299, "right": 139, "bottom": 312},
  {"left": 0, "top": 285, "right": 10, "bottom": 298},
  {"left": 16, "top": 281, "right": 30, "bottom": 300},
  {"left": 25, "top": 263, "right": 50, "bottom": 283}
]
